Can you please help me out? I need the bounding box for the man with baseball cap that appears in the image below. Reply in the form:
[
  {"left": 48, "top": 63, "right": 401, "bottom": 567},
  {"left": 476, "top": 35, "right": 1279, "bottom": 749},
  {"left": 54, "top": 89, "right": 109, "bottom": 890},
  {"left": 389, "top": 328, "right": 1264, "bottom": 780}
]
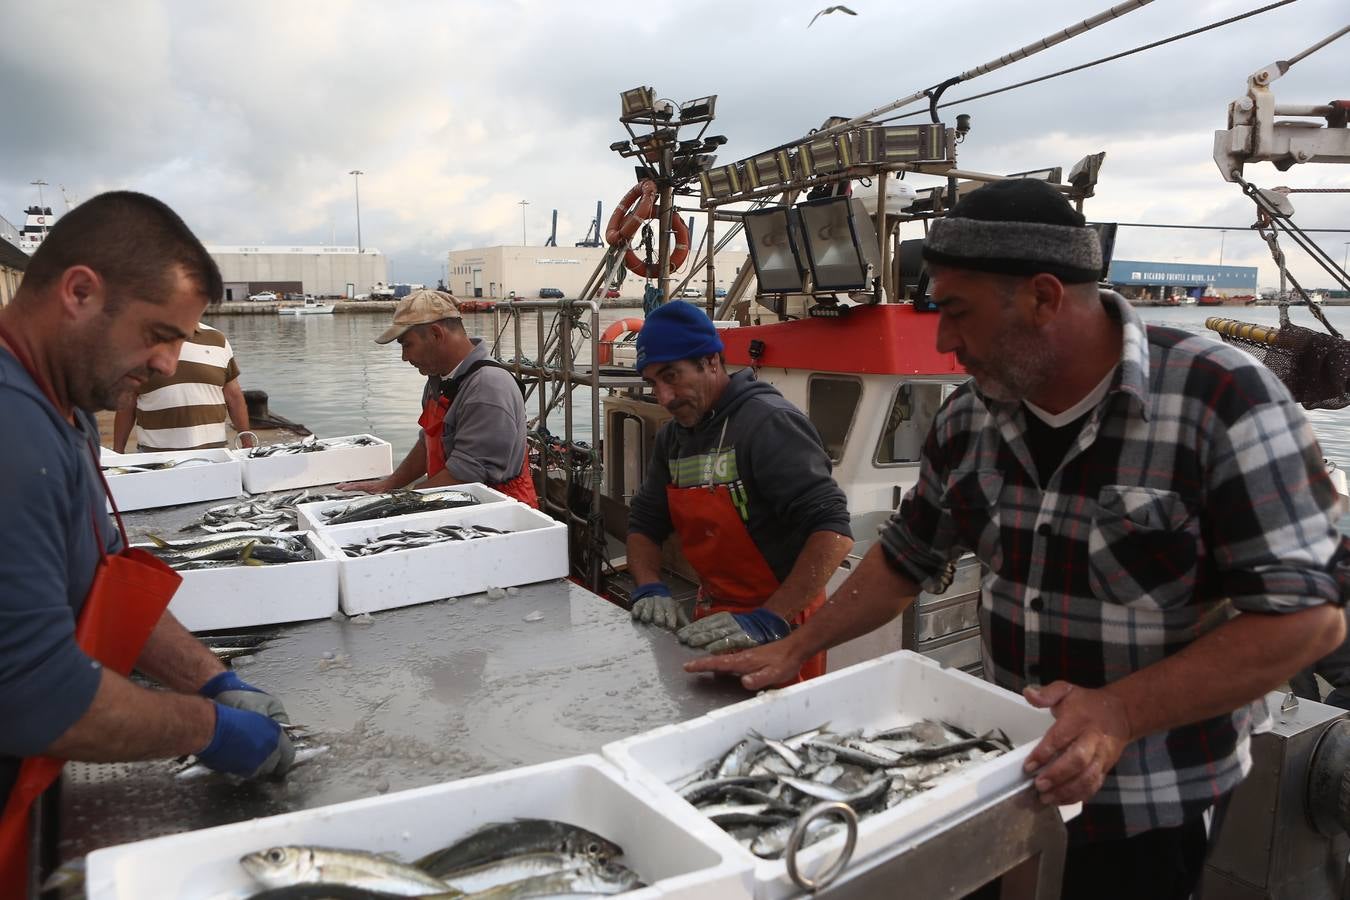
[
  {"left": 625, "top": 301, "right": 852, "bottom": 682},
  {"left": 338, "top": 289, "right": 537, "bottom": 506},
  {"left": 688, "top": 178, "right": 1347, "bottom": 898}
]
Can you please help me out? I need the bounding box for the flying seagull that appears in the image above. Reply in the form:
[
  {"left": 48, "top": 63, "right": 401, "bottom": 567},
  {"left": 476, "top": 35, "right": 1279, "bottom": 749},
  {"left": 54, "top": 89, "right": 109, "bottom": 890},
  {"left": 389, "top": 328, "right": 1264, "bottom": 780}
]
[{"left": 808, "top": 5, "right": 858, "bottom": 27}]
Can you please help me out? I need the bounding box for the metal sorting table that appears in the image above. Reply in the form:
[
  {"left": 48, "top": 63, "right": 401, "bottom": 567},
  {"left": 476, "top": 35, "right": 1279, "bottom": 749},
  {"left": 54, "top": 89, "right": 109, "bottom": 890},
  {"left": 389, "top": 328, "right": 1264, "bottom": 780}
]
[
  {"left": 57, "top": 494, "right": 748, "bottom": 861},
  {"left": 55, "top": 495, "right": 1066, "bottom": 898}
]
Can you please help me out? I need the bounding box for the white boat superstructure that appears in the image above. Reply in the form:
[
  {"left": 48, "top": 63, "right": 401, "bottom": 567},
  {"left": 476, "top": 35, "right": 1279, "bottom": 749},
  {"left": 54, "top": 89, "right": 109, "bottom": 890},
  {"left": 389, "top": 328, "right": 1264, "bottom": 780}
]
[{"left": 17, "top": 206, "right": 55, "bottom": 255}]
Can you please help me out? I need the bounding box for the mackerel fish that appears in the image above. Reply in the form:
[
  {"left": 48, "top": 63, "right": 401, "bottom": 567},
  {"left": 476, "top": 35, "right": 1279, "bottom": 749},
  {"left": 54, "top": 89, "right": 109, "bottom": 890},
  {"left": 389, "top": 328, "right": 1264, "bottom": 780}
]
[
  {"left": 240, "top": 846, "right": 454, "bottom": 896},
  {"left": 415, "top": 819, "right": 621, "bottom": 879}
]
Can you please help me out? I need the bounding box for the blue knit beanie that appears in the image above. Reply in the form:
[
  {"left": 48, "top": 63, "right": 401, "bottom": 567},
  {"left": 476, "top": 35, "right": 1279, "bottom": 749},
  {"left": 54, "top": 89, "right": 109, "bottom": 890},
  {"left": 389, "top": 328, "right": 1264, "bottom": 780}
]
[{"left": 635, "top": 301, "right": 724, "bottom": 371}]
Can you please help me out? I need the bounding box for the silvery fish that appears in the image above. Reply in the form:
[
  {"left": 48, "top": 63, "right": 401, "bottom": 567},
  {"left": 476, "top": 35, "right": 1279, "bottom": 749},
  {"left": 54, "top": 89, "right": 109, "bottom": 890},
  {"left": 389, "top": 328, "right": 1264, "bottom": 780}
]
[
  {"left": 239, "top": 846, "right": 452, "bottom": 896},
  {"left": 457, "top": 861, "right": 642, "bottom": 899},
  {"left": 415, "top": 819, "right": 621, "bottom": 879}
]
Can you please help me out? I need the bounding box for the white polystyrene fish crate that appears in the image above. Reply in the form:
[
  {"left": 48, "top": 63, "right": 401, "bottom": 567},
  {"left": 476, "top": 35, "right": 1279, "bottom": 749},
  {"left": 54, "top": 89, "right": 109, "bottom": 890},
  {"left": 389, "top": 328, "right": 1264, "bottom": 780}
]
[
  {"left": 100, "top": 447, "right": 242, "bottom": 512},
  {"left": 295, "top": 482, "right": 516, "bottom": 533},
  {"left": 85, "top": 755, "right": 754, "bottom": 900},
  {"left": 230, "top": 433, "right": 393, "bottom": 493},
  {"left": 150, "top": 531, "right": 341, "bottom": 632},
  {"left": 324, "top": 502, "right": 567, "bottom": 615},
  {"left": 603, "top": 649, "right": 1053, "bottom": 899}
]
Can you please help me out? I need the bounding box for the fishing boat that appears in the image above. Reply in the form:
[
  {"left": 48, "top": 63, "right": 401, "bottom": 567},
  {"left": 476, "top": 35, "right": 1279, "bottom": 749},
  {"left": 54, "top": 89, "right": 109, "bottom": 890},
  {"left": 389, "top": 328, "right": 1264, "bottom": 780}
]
[
  {"left": 277, "top": 296, "right": 335, "bottom": 316},
  {"left": 47, "top": 8, "right": 1350, "bottom": 900}
]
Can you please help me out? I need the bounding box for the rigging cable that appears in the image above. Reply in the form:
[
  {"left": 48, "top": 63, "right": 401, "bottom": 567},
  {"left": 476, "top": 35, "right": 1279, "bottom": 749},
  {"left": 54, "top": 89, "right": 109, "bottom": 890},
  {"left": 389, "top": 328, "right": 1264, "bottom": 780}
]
[{"left": 878, "top": 0, "right": 1300, "bottom": 123}]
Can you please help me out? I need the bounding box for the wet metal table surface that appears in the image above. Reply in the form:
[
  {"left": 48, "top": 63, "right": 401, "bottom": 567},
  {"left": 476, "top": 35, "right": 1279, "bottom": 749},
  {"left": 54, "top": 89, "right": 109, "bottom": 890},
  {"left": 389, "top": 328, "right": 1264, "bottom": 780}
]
[{"left": 59, "top": 497, "right": 749, "bottom": 861}]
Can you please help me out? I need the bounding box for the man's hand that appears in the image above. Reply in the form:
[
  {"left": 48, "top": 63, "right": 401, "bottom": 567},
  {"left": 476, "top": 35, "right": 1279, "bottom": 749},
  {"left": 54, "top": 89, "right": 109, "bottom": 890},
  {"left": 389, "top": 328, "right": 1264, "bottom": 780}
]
[
  {"left": 336, "top": 478, "right": 390, "bottom": 493},
  {"left": 199, "top": 671, "right": 290, "bottom": 724},
  {"left": 1023, "top": 681, "right": 1133, "bottom": 806},
  {"left": 677, "top": 609, "right": 792, "bottom": 654},
  {"left": 195, "top": 703, "right": 295, "bottom": 778},
  {"left": 630, "top": 582, "right": 689, "bottom": 631},
  {"left": 683, "top": 637, "right": 808, "bottom": 690}
]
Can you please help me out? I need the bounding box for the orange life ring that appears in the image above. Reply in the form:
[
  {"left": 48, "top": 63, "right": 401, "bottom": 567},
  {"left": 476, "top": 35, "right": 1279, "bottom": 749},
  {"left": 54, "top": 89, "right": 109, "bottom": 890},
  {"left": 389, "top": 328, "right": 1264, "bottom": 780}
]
[
  {"left": 623, "top": 214, "right": 689, "bottom": 279},
  {"left": 597, "top": 317, "right": 645, "bottom": 366},
  {"left": 606, "top": 181, "right": 657, "bottom": 247}
]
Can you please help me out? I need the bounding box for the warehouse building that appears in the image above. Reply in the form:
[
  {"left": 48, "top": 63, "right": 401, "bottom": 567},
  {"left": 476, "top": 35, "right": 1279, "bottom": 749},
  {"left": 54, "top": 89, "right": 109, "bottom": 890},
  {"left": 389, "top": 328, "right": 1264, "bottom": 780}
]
[
  {"left": 207, "top": 245, "right": 389, "bottom": 301},
  {"left": 1107, "top": 259, "right": 1259, "bottom": 301},
  {"left": 447, "top": 245, "right": 749, "bottom": 300}
]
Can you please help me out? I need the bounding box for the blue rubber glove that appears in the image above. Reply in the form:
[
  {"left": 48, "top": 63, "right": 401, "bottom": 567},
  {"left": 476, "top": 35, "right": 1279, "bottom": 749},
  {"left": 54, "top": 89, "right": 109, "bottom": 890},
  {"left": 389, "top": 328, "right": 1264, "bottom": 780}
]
[
  {"left": 195, "top": 703, "right": 295, "bottom": 778},
  {"left": 630, "top": 582, "right": 689, "bottom": 631},
  {"left": 200, "top": 670, "right": 290, "bottom": 724},
  {"left": 677, "top": 608, "right": 792, "bottom": 653}
]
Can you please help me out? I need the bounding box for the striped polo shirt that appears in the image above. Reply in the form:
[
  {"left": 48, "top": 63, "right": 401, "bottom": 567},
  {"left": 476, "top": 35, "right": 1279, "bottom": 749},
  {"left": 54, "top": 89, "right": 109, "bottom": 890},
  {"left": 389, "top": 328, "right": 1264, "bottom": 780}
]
[{"left": 135, "top": 324, "right": 240, "bottom": 451}]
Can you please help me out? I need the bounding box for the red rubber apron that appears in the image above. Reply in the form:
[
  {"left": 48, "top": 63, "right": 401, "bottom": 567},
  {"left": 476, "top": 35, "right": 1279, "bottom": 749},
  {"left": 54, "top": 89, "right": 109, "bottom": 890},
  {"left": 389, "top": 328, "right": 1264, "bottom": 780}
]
[
  {"left": 666, "top": 481, "right": 827, "bottom": 684},
  {"left": 0, "top": 327, "right": 182, "bottom": 898},
  {"left": 419, "top": 394, "right": 539, "bottom": 508}
]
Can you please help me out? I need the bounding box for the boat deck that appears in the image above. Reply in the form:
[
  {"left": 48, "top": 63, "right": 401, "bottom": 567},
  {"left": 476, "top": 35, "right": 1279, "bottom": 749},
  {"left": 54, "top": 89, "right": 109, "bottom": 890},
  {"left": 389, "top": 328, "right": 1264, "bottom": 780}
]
[{"left": 55, "top": 500, "right": 747, "bottom": 864}]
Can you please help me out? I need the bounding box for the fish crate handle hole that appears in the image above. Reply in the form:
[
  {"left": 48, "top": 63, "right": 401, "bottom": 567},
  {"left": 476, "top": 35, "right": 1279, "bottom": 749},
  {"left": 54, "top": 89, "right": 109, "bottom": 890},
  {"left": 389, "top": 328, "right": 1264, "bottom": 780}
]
[{"left": 785, "top": 800, "right": 859, "bottom": 893}]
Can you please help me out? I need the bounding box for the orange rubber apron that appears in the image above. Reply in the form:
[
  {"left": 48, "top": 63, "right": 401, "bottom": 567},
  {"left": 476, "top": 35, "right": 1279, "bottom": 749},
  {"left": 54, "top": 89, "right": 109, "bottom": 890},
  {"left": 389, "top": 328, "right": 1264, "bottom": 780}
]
[
  {"left": 0, "top": 327, "right": 182, "bottom": 898},
  {"left": 666, "top": 481, "right": 827, "bottom": 684},
  {"left": 419, "top": 394, "right": 539, "bottom": 509}
]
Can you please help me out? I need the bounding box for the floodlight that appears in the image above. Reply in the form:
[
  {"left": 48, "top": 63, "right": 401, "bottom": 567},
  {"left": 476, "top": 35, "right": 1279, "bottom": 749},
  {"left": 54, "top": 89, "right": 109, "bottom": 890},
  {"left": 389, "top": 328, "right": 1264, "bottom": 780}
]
[
  {"left": 797, "top": 197, "right": 881, "bottom": 292},
  {"left": 744, "top": 207, "right": 807, "bottom": 294},
  {"left": 854, "top": 125, "right": 948, "bottom": 165},
  {"left": 673, "top": 153, "right": 717, "bottom": 180},
  {"left": 799, "top": 134, "right": 845, "bottom": 175},
  {"left": 621, "top": 87, "right": 657, "bottom": 117},
  {"left": 1068, "top": 152, "right": 1106, "bottom": 191},
  {"left": 703, "top": 135, "right": 728, "bottom": 148},
  {"left": 679, "top": 95, "right": 717, "bottom": 124},
  {"left": 745, "top": 150, "right": 794, "bottom": 191},
  {"left": 699, "top": 163, "right": 744, "bottom": 200},
  {"left": 609, "top": 140, "right": 630, "bottom": 153}
]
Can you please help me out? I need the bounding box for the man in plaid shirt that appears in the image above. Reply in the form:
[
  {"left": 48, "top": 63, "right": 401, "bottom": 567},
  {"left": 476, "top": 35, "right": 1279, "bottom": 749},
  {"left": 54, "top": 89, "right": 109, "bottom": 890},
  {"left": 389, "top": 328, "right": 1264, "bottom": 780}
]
[{"left": 688, "top": 179, "right": 1347, "bottom": 898}]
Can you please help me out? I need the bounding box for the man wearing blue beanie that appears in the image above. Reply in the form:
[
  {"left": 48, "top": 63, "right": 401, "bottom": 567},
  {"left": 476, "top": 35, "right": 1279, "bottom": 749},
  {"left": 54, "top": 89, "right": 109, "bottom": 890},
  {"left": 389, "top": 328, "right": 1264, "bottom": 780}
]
[{"left": 626, "top": 302, "right": 853, "bottom": 683}]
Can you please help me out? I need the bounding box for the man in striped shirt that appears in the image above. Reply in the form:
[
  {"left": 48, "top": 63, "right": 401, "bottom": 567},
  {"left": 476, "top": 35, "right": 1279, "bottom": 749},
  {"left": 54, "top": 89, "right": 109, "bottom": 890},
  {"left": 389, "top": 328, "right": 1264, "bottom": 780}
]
[{"left": 112, "top": 323, "right": 255, "bottom": 452}]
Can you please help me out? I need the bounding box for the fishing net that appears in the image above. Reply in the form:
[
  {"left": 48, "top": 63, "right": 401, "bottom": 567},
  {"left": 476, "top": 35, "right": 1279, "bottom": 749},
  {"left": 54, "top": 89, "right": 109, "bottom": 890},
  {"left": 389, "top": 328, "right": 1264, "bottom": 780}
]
[{"left": 1208, "top": 316, "right": 1350, "bottom": 411}]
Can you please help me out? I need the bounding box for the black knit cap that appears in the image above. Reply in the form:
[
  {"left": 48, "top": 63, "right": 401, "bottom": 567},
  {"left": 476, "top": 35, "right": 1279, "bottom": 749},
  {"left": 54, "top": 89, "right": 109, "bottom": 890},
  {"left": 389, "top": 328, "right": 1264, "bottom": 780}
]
[{"left": 922, "top": 179, "right": 1102, "bottom": 284}]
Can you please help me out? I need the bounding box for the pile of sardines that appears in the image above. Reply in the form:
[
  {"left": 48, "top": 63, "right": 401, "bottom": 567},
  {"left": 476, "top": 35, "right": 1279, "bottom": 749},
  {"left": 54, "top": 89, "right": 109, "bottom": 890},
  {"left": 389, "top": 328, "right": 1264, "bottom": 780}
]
[
  {"left": 322, "top": 488, "right": 481, "bottom": 525},
  {"left": 341, "top": 524, "right": 508, "bottom": 557},
  {"left": 183, "top": 489, "right": 348, "bottom": 533},
  {"left": 671, "top": 719, "right": 1012, "bottom": 859},
  {"left": 140, "top": 532, "right": 313, "bottom": 571},
  {"left": 238, "top": 818, "right": 642, "bottom": 898},
  {"left": 246, "top": 434, "right": 381, "bottom": 458}
]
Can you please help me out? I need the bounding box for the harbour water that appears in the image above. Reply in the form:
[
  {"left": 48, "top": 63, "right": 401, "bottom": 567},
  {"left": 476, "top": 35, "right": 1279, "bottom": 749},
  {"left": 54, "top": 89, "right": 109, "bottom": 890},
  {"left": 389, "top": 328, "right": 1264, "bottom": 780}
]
[{"left": 212, "top": 303, "right": 1350, "bottom": 471}]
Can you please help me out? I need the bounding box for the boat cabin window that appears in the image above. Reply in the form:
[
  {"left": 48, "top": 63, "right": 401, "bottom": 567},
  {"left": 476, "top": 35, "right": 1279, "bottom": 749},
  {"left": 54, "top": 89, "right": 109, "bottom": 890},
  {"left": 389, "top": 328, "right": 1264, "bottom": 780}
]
[
  {"left": 807, "top": 376, "right": 862, "bottom": 463},
  {"left": 875, "top": 382, "right": 957, "bottom": 465}
]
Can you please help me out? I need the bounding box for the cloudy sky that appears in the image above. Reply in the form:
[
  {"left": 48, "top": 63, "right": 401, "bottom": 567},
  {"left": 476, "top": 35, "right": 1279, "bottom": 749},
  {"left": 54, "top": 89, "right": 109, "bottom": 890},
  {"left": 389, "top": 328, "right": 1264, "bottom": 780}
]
[{"left": 2, "top": 0, "right": 1346, "bottom": 290}]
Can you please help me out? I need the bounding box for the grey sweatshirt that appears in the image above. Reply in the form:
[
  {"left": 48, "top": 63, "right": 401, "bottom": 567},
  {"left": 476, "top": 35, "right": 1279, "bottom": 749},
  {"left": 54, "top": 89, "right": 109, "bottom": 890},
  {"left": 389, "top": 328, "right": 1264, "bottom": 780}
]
[{"left": 628, "top": 369, "right": 852, "bottom": 583}]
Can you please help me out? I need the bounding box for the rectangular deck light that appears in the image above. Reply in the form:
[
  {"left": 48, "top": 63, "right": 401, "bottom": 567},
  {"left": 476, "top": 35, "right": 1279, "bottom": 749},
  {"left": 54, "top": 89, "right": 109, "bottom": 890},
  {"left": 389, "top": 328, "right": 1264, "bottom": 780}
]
[
  {"left": 854, "top": 125, "right": 948, "bottom": 164},
  {"left": 797, "top": 196, "right": 881, "bottom": 291},
  {"left": 621, "top": 87, "right": 657, "bottom": 117},
  {"left": 699, "top": 163, "right": 745, "bottom": 201},
  {"left": 679, "top": 95, "right": 717, "bottom": 125},
  {"left": 799, "top": 134, "right": 847, "bottom": 175},
  {"left": 744, "top": 207, "right": 807, "bottom": 294},
  {"left": 745, "top": 150, "right": 795, "bottom": 190}
]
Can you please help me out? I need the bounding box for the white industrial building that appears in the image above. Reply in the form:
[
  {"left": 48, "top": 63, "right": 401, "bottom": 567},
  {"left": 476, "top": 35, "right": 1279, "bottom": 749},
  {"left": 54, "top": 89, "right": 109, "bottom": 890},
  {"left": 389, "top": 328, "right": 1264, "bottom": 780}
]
[
  {"left": 447, "top": 245, "right": 749, "bottom": 300},
  {"left": 207, "top": 245, "right": 389, "bottom": 301}
]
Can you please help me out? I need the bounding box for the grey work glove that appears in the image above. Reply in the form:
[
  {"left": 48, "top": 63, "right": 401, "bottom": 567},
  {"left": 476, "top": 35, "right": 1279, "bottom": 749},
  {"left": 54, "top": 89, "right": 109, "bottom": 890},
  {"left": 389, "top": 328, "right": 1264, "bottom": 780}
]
[
  {"left": 630, "top": 582, "right": 690, "bottom": 631},
  {"left": 677, "top": 608, "right": 792, "bottom": 654},
  {"left": 199, "top": 670, "right": 291, "bottom": 724}
]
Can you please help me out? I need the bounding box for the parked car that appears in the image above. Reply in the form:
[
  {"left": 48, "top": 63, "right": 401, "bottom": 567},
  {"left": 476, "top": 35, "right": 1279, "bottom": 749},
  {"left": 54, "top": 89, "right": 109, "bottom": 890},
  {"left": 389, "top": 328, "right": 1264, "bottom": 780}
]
[
  {"left": 678, "top": 288, "right": 702, "bottom": 299},
  {"left": 714, "top": 288, "right": 727, "bottom": 298},
  {"left": 248, "top": 291, "right": 278, "bottom": 302},
  {"left": 604, "top": 288, "right": 621, "bottom": 299},
  {"left": 538, "top": 287, "right": 564, "bottom": 299}
]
